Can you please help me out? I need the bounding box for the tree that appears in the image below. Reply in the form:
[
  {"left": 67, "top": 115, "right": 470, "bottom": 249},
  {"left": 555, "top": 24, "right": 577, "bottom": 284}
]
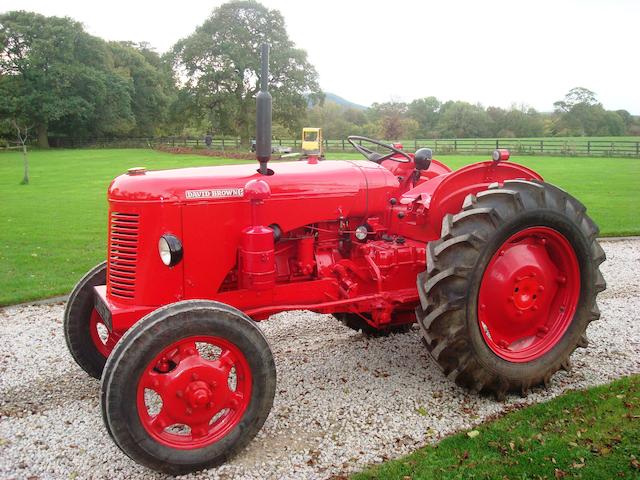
[
  {"left": 171, "top": 0, "right": 321, "bottom": 143},
  {"left": 553, "top": 87, "right": 599, "bottom": 113},
  {"left": 0, "top": 11, "right": 137, "bottom": 147},
  {"left": 109, "top": 42, "right": 175, "bottom": 136},
  {"left": 370, "top": 101, "right": 411, "bottom": 140},
  {"left": 307, "top": 102, "right": 355, "bottom": 139},
  {"left": 553, "top": 88, "right": 627, "bottom": 136},
  {"left": 4, "top": 118, "right": 31, "bottom": 184},
  {"left": 407, "top": 97, "right": 441, "bottom": 137},
  {"left": 437, "top": 101, "right": 491, "bottom": 138}
]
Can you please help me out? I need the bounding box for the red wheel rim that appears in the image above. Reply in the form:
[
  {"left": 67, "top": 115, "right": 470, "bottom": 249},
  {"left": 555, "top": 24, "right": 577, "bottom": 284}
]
[
  {"left": 89, "top": 309, "right": 119, "bottom": 357},
  {"left": 136, "top": 336, "right": 252, "bottom": 450},
  {"left": 478, "top": 226, "right": 580, "bottom": 363}
]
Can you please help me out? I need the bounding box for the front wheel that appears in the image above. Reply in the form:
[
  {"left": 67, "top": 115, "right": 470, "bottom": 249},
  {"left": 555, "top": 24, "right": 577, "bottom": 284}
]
[
  {"left": 64, "top": 262, "right": 119, "bottom": 379},
  {"left": 416, "top": 180, "right": 606, "bottom": 399},
  {"left": 101, "top": 300, "right": 276, "bottom": 475}
]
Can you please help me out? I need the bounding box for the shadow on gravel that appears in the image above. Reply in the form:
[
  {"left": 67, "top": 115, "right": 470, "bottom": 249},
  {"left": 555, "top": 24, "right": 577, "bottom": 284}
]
[{"left": 0, "top": 371, "right": 99, "bottom": 417}]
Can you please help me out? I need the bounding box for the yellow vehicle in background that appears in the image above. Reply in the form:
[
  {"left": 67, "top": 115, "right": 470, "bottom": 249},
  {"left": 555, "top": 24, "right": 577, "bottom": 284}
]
[{"left": 301, "top": 127, "right": 324, "bottom": 158}]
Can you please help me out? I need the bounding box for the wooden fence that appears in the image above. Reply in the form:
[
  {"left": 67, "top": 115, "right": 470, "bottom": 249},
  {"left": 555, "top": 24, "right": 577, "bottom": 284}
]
[{"left": 40, "top": 136, "right": 640, "bottom": 157}]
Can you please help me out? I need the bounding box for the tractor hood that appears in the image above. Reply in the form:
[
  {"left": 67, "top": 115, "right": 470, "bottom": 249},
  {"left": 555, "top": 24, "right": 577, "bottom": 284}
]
[{"left": 108, "top": 159, "right": 397, "bottom": 203}]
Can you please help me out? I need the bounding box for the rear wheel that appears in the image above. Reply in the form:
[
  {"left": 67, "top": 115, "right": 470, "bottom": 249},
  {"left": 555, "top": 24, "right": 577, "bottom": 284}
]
[
  {"left": 101, "top": 300, "right": 276, "bottom": 475},
  {"left": 416, "top": 180, "right": 606, "bottom": 398},
  {"left": 64, "top": 262, "right": 119, "bottom": 379}
]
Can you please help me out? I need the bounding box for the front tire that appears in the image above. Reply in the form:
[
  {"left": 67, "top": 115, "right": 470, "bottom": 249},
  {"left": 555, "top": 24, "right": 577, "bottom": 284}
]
[
  {"left": 101, "top": 300, "right": 276, "bottom": 475},
  {"left": 64, "top": 262, "right": 118, "bottom": 379},
  {"left": 416, "top": 180, "right": 606, "bottom": 398}
]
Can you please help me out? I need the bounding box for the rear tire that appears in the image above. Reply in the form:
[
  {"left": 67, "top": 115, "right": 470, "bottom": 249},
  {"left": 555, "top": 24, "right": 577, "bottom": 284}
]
[
  {"left": 64, "top": 262, "right": 117, "bottom": 379},
  {"left": 101, "top": 300, "right": 276, "bottom": 475},
  {"left": 416, "top": 180, "right": 606, "bottom": 398}
]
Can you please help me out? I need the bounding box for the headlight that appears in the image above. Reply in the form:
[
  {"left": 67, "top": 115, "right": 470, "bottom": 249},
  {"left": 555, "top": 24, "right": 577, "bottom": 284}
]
[
  {"left": 158, "top": 234, "right": 183, "bottom": 266},
  {"left": 355, "top": 225, "right": 369, "bottom": 241}
]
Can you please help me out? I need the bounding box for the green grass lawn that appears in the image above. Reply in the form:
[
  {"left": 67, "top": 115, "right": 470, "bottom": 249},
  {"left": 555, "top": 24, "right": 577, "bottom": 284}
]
[
  {"left": 353, "top": 375, "right": 640, "bottom": 480},
  {"left": 0, "top": 148, "right": 638, "bottom": 305}
]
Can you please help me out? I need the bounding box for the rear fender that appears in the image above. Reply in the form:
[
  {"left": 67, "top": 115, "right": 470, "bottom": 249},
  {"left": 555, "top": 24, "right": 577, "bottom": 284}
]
[{"left": 424, "top": 161, "right": 543, "bottom": 238}]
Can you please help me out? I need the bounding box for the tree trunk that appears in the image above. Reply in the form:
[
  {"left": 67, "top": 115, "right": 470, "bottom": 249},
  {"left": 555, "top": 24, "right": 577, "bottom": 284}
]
[
  {"left": 21, "top": 145, "right": 29, "bottom": 185},
  {"left": 37, "top": 123, "right": 49, "bottom": 149}
]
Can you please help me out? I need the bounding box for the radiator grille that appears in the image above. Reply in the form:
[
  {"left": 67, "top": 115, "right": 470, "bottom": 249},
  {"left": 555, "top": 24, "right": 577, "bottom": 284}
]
[{"left": 108, "top": 212, "right": 139, "bottom": 299}]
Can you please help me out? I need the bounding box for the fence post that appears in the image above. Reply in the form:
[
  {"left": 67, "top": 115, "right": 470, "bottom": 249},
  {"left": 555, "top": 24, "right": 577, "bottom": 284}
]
[
  {"left": 342, "top": 138, "right": 345, "bottom": 150},
  {"left": 435, "top": 140, "right": 438, "bottom": 152},
  {"left": 496, "top": 139, "right": 499, "bottom": 149},
  {"left": 540, "top": 140, "right": 543, "bottom": 153},
  {"left": 587, "top": 141, "right": 590, "bottom": 155},
  {"left": 414, "top": 139, "right": 417, "bottom": 151},
  {"left": 454, "top": 139, "right": 457, "bottom": 152},
  {"left": 172, "top": 137, "right": 175, "bottom": 147},
  {"left": 222, "top": 138, "right": 225, "bottom": 149},
  {"left": 636, "top": 142, "right": 639, "bottom": 157}
]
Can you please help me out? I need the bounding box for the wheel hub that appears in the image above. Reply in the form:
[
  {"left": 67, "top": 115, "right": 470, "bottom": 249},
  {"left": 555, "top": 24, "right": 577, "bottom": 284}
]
[
  {"left": 512, "top": 275, "right": 542, "bottom": 311},
  {"left": 185, "top": 380, "right": 213, "bottom": 409},
  {"left": 136, "top": 336, "right": 252, "bottom": 449},
  {"left": 478, "top": 227, "right": 580, "bottom": 363}
]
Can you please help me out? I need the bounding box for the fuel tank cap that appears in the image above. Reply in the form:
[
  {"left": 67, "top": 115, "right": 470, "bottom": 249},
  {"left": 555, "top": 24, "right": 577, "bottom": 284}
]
[{"left": 127, "top": 167, "right": 147, "bottom": 175}]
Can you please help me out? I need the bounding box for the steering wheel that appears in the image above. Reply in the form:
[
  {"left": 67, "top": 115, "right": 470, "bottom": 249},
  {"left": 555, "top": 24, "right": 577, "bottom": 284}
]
[{"left": 347, "top": 136, "right": 412, "bottom": 163}]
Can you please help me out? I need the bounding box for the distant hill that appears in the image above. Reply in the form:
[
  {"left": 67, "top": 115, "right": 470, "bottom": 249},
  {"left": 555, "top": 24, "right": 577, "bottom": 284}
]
[{"left": 324, "top": 92, "right": 368, "bottom": 110}]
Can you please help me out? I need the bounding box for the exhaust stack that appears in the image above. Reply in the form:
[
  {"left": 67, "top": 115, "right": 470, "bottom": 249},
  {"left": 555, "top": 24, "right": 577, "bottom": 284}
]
[{"left": 256, "top": 44, "right": 272, "bottom": 175}]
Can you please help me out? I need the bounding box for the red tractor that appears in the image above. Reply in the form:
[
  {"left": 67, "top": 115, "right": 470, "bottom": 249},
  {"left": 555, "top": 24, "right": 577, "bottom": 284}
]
[{"left": 64, "top": 45, "right": 605, "bottom": 474}]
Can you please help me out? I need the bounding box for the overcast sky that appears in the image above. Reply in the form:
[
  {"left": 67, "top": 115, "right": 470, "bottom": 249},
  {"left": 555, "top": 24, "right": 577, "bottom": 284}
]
[{"left": 3, "top": 0, "right": 639, "bottom": 113}]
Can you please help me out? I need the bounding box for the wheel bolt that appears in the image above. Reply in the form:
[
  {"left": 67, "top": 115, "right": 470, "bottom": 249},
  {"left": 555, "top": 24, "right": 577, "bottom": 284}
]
[
  {"left": 498, "top": 340, "right": 509, "bottom": 349},
  {"left": 499, "top": 250, "right": 505, "bottom": 256},
  {"left": 185, "top": 408, "right": 192, "bottom": 415},
  {"left": 557, "top": 275, "right": 566, "bottom": 284},
  {"left": 538, "top": 285, "right": 545, "bottom": 292},
  {"left": 187, "top": 348, "right": 195, "bottom": 355},
  {"left": 153, "top": 379, "right": 160, "bottom": 388},
  {"left": 532, "top": 305, "right": 538, "bottom": 311},
  {"left": 560, "top": 306, "right": 565, "bottom": 312},
  {"left": 480, "top": 304, "right": 486, "bottom": 311},
  {"left": 516, "top": 311, "right": 523, "bottom": 316},
  {"left": 230, "top": 399, "right": 239, "bottom": 408},
  {"left": 207, "top": 402, "right": 213, "bottom": 409},
  {"left": 210, "top": 381, "right": 217, "bottom": 388},
  {"left": 540, "top": 238, "right": 547, "bottom": 245},
  {"left": 508, "top": 296, "right": 514, "bottom": 303},
  {"left": 538, "top": 326, "right": 549, "bottom": 334},
  {"left": 191, "top": 373, "right": 199, "bottom": 381},
  {"left": 176, "top": 390, "right": 183, "bottom": 398}
]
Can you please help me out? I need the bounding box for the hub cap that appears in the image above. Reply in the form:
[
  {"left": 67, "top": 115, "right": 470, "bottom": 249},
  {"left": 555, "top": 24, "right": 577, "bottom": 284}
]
[
  {"left": 478, "top": 227, "right": 580, "bottom": 362},
  {"left": 136, "top": 336, "right": 252, "bottom": 449}
]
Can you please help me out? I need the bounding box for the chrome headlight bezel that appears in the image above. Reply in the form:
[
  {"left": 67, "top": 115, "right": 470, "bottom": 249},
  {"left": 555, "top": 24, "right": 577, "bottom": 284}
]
[{"left": 158, "top": 234, "right": 183, "bottom": 267}]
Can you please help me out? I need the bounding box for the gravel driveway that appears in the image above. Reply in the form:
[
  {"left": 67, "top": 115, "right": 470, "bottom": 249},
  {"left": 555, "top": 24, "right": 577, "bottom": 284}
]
[{"left": 1, "top": 239, "right": 638, "bottom": 480}]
